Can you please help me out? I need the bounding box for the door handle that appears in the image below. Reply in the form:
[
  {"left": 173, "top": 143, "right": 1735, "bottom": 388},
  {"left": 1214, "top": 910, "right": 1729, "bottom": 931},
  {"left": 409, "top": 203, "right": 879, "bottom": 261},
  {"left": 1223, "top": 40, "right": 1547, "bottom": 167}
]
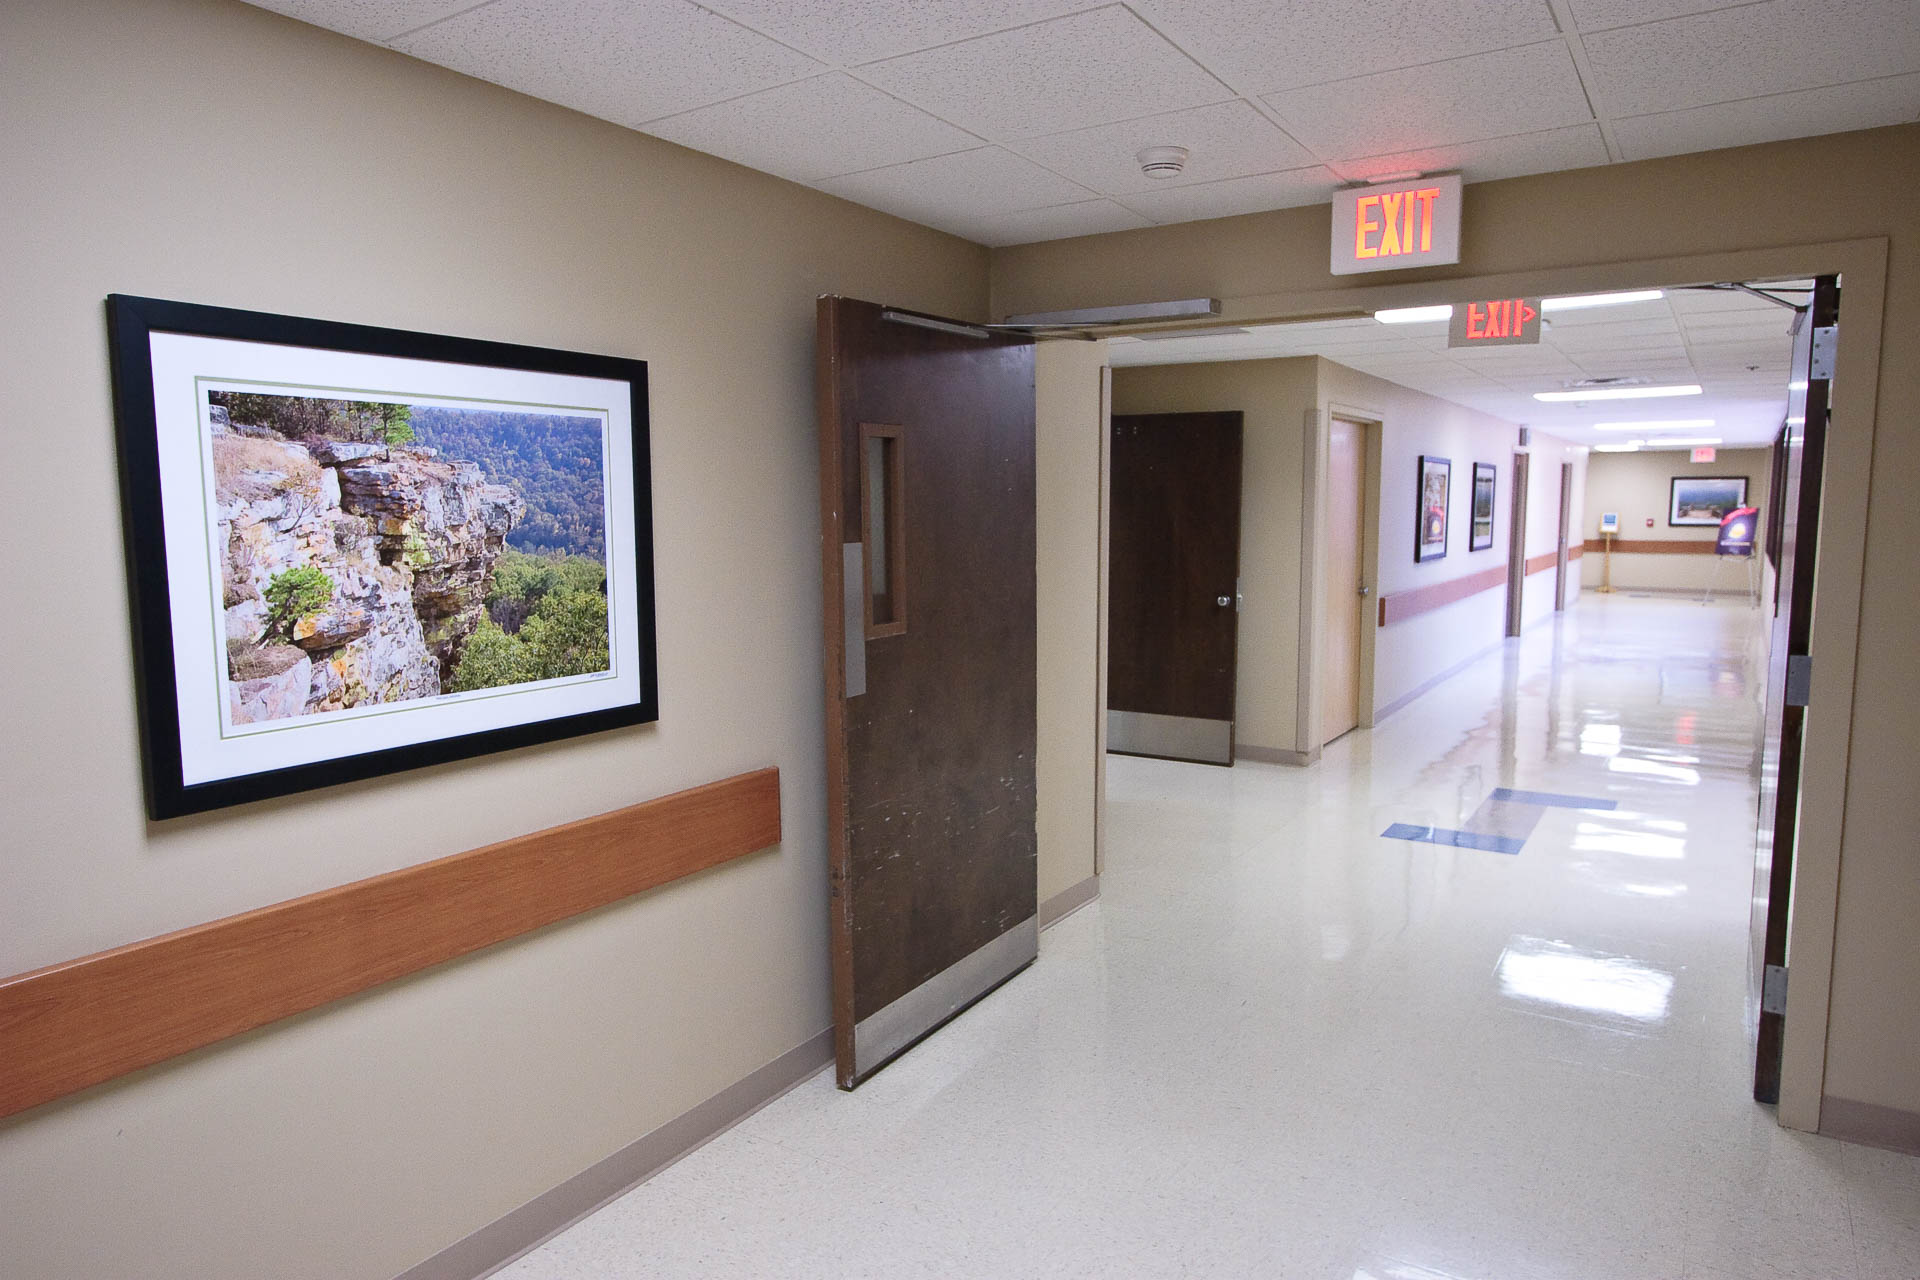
[
  {"left": 1216, "top": 595, "right": 1232, "bottom": 607},
  {"left": 1359, "top": 585, "right": 1372, "bottom": 597}
]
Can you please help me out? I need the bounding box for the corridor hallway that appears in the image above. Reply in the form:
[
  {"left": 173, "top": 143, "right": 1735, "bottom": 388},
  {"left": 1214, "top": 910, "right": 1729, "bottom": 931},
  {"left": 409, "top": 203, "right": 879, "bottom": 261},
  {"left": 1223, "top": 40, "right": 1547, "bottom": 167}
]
[{"left": 500, "top": 596, "right": 1920, "bottom": 1279}]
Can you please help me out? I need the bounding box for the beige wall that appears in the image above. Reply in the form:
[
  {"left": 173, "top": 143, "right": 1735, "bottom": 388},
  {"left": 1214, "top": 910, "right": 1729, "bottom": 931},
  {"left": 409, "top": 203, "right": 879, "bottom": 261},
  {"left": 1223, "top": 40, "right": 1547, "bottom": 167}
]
[
  {"left": 1581, "top": 447, "right": 1772, "bottom": 593},
  {"left": 1518, "top": 431, "right": 1590, "bottom": 628},
  {"left": 1315, "top": 362, "right": 1580, "bottom": 715},
  {"left": 996, "top": 125, "right": 1920, "bottom": 1125},
  {"left": 1111, "top": 358, "right": 1318, "bottom": 753},
  {"left": 1035, "top": 340, "right": 1108, "bottom": 904},
  {"left": 0, "top": 2, "right": 989, "bottom": 1277}
]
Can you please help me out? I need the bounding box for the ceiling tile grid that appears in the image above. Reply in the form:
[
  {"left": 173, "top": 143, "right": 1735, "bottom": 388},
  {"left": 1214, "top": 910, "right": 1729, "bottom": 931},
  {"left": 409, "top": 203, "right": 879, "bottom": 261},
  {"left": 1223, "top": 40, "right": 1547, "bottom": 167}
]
[
  {"left": 247, "top": 0, "right": 1920, "bottom": 245},
  {"left": 1263, "top": 42, "right": 1596, "bottom": 158},
  {"left": 642, "top": 74, "right": 982, "bottom": 184},
  {"left": 388, "top": 0, "right": 824, "bottom": 130},
  {"left": 855, "top": 6, "right": 1233, "bottom": 140}
]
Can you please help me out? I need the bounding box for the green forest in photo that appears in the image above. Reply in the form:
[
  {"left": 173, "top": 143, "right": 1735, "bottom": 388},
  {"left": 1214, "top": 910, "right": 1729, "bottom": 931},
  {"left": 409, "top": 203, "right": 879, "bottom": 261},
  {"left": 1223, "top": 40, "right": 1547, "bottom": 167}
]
[
  {"left": 450, "top": 548, "right": 611, "bottom": 692},
  {"left": 409, "top": 407, "right": 607, "bottom": 560}
]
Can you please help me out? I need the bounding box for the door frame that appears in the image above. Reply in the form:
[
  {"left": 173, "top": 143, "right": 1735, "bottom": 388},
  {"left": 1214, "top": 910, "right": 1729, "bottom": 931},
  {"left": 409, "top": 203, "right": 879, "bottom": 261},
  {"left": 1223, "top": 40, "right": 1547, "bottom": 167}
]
[
  {"left": 1554, "top": 461, "right": 1574, "bottom": 611},
  {"left": 1505, "top": 450, "right": 1531, "bottom": 637},
  {"left": 1301, "top": 406, "right": 1383, "bottom": 752},
  {"left": 1078, "top": 237, "right": 1887, "bottom": 1131}
]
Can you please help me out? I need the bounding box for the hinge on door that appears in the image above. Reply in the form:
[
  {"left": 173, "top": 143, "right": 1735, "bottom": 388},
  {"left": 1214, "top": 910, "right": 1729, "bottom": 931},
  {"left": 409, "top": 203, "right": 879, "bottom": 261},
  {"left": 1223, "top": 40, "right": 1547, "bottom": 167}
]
[
  {"left": 1809, "top": 326, "right": 1838, "bottom": 381},
  {"left": 1762, "top": 964, "right": 1789, "bottom": 1015},
  {"left": 1785, "top": 654, "right": 1813, "bottom": 707}
]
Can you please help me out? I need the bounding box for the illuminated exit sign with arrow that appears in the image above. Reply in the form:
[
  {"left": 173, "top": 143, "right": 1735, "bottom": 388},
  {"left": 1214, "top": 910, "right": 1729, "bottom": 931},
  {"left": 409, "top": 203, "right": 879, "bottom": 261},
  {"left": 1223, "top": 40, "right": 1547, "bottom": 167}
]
[
  {"left": 1448, "top": 297, "right": 1541, "bottom": 347},
  {"left": 1330, "top": 173, "right": 1461, "bottom": 275}
]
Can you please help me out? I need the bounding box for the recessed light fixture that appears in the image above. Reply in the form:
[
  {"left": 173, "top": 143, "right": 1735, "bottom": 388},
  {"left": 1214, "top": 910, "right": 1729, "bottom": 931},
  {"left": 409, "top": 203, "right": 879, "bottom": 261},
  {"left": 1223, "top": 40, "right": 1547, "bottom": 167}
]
[
  {"left": 1593, "top": 441, "right": 1642, "bottom": 452},
  {"left": 1374, "top": 304, "right": 1453, "bottom": 324},
  {"left": 1540, "top": 289, "right": 1665, "bottom": 312},
  {"left": 1592, "top": 418, "right": 1716, "bottom": 431},
  {"left": 1534, "top": 384, "right": 1702, "bottom": 402}
]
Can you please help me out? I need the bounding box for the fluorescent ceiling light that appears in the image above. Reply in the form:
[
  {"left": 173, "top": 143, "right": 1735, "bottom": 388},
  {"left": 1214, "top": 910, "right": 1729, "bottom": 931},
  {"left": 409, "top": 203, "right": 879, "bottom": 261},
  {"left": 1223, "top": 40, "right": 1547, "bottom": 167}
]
[
  {"left": 1534, "top": 384, "right": 1702, "bottom": 402},
  {"left": 1540, "top": 289, "right": 1665, "bottom": 311},
  {"left": 1592, "top": 418, "right": 1715, "bottom": 431},
  {"left": 1592, "top": 442, "right": 1642, "bottom": 452},
  {"left": 1374, "top": 304, "right": 1452, "bottom": 324}
]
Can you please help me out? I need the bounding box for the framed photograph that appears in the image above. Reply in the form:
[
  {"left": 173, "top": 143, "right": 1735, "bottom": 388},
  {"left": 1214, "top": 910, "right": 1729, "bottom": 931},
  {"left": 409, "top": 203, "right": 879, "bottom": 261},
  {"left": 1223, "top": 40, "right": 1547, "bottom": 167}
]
[
  {"left": 1416, "top": 455, "right": 1451, "bottom": 561},
  {"left": 1669, "top": 475, "right": 1749, "bottom": 526},
  {"left": 107, "top": 295, "right": 657, "bottom": 818},
  {"left": 1470, "top": 462, "right": 1497, "bottom": 552}
]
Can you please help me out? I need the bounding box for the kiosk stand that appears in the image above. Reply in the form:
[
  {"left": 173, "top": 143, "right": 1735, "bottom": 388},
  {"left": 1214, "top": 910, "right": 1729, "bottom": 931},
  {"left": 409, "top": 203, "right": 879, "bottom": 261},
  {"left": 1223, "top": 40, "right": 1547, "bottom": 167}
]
[{"left": 1597, "top": 512, "right": 1618, "bottom": 593}]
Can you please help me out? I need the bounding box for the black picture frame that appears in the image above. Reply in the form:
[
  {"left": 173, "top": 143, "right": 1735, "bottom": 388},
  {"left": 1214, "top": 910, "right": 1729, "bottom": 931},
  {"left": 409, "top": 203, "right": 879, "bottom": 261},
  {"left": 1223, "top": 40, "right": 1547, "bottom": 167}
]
[
  {"left": 1416, "top": 454, "right": 1451, "bottom": 562},
  {"left": 1470, "top": 461, "right": 1497, "bottom": 552},
  {"left": 1669, "top": 475, "right": 1749, "bottom": 526},
  {"left": 107, "top": 294, "right": 657, "bottom": 818}
]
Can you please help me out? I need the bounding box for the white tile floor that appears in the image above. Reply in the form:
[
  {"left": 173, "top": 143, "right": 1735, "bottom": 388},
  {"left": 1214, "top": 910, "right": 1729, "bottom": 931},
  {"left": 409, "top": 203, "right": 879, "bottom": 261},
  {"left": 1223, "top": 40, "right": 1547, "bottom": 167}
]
[{"left": 498, "top": 595, "right": 1920, "bottom": 1279}]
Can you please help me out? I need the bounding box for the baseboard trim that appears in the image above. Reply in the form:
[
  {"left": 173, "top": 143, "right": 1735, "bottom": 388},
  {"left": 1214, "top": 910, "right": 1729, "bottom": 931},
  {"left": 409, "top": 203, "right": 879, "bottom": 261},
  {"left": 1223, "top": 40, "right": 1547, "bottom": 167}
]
[
  {"left": 1372, "top": 638, "right": 1506, "bottom": 725},
  {"left": 1039, "top": 875, "right": 1099, "bottom": 929},
  {"left": 397, "top": 1029, "right": 835, "bottom": 1280},
  {"left": 1234, "top": 744, "right": 1315, "bottom": 767},
  {"left": 1818, "top": 1095, "right": 1920, "bottom": 1156}
]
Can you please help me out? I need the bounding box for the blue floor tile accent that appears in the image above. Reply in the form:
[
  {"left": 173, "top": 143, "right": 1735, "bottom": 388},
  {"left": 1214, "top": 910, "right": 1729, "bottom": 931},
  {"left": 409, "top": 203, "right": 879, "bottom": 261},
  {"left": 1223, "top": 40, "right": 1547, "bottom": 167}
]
[
  {"left": 1488, "top": 787, "right": 1618, "bottom": 811},
  {"left": 1381, "top": 823, "right": 1526, "bottom": 855}
]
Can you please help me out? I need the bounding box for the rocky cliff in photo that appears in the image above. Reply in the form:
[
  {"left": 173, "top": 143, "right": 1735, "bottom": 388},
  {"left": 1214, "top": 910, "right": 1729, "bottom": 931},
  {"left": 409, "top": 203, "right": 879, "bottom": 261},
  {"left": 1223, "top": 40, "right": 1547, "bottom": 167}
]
[{"left": 213, "top": 411, "right": 524, "bottom": 725}]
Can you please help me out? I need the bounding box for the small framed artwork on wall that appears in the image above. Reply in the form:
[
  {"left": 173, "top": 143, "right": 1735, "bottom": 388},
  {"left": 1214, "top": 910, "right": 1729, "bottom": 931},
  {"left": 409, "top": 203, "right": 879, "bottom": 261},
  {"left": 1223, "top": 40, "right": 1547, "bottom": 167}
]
[
  {"left": 107, "top": 294, "right": 658, "bottom": 818},
  {"left": 1470, "top": 462, "right": 1497, "bottom": 551},
  {"left": 1416, "top": 454, "right": 1451, "bottom": 562},
  {"left": 1669, "top": 475, "right": 1749, "bottom": 526}
]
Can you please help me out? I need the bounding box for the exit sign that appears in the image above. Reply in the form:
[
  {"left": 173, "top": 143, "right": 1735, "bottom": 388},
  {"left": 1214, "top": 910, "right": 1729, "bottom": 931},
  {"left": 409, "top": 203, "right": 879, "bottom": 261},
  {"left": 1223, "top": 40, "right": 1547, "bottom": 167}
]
[
  {"left": 1448, "top": 298, "right": 1540, "bottom": 347},
  {"left": 1330, "top": 174, "right": 1462, "bottom": 275},
  {"left": 1693, "top": 446, "right": 1716, "bottom": 462}
]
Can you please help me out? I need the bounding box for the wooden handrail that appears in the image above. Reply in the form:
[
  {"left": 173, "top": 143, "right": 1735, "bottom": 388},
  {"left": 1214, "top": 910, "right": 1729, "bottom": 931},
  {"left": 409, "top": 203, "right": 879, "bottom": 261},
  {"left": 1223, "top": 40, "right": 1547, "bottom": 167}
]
[{"left": 0, "top": 768, "right": 781, "bottom": 1120}]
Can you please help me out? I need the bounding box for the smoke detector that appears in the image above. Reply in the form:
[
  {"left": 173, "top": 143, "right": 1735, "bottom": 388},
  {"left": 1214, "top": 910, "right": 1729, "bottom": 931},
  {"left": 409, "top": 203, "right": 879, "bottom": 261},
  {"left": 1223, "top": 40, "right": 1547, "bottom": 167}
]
[{"left": 1136, "top": 146, "right": 1189, "bottom": 179}]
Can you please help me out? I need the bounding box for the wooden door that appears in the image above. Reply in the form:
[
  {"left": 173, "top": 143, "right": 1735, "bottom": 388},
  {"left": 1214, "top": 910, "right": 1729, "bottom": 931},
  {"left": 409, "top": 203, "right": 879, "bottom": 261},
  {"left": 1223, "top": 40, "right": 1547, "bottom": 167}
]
[
  {"left": 1106, "top": 412, "right": 1243, "bottom": 765},
  {"left": 1751, "top": 276, "right": 1838, "bottom": 1104},
  {"left": 1321, "top": 418, "right": 1365, "bottom": 744},
  {"left": 817, "top": 297, "right": 1037, "bottom": 1089},
  {"left": 1505, "top": 451, "right": 1530, "bottom": 636}
]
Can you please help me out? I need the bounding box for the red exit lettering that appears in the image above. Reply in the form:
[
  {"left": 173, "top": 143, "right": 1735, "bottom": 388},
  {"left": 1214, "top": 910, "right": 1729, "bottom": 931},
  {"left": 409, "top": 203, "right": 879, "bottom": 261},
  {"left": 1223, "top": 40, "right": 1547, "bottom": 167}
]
[
  {"left": 1354, "top": 186, "right": 1442, "bottom": 260},
  {"left": 1463, "top": 298, "right": 1538, "bottom": 340}
]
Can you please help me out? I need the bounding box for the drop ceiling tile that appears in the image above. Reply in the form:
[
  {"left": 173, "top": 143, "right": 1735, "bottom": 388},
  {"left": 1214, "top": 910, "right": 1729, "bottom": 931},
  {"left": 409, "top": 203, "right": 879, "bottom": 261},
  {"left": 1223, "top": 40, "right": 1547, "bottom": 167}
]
[
  {"left": 643, "top": 74, "right": 980, "bottom": 182},
  {"left": 1582, "top": 0, "right": 1920, "bottom": 117},
  {"left": 1117, "top": 166, "right": 1339, "bottom": 223},
  {"left": 1267, "top": 43, "right": 1593, "bottom": 159},
  {"left": 960, "top": 199, "right": 1153, "bottom": 246},
  {"left": 859, "top": 7, "right": 1230, "bottom": 139},
  {"left": 1016, "top": 101, "right": 1315, "bottom": 195},
  {"left": 246, "top": 0, "right": 476, "bottom": 41},
  {"left": 706, "top": 0, "right": 1101, "bottom": 63},
  {"left": 1327, "top": 125, "right": 1611, "bottom": 186},
  {"left": 1565, "top": 0, "right": 1737, "bottom": 30},
  {"left": 1132, "top": 0, "right": 1559, "bottom": 94},
  {"left": 816, "top": 147, "right": 1093, "bottom": 234},
  {"left": 1614, "top": 73, "right": 1920, "bottom": 161},
  {"left": 392, "top": 0, "right": 823, "bottom": 128}
]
